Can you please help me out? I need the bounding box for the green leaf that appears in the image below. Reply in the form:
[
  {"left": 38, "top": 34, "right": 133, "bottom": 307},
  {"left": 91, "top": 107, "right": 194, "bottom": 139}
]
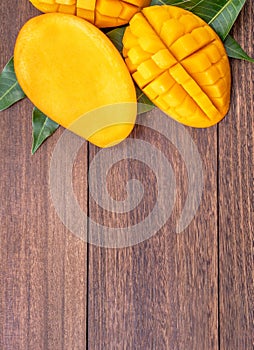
[
  {"left": 136, "top": 86, "right": 155, "bottom": 114},
  {"left": 208, "top": 0, "right": 246, "bottom": 40},
  {"left": 0, "top": 57, "right": 26, "bottom": 111},
  {"left": 150, "top": 0, "right": 247, "bottom": 40},
  {"left": 106, "top": 26, "right": 126, "bottom": 53},
  {"left": 32, "top": 107, "right": 59, "bottom": 154},
  {"left": 224, "top": 35, "right": 254, "bottom": 62}
]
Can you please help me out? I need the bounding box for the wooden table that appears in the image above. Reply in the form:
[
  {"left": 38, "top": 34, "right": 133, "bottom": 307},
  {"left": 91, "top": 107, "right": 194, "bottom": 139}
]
[{"left": 1, "top": 1, "right": 253, "bottom": 349}]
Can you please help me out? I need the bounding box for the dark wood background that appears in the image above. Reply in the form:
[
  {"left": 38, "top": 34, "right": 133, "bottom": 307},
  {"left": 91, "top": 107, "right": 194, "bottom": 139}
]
[{"left": 0, "top": 1, "right": 253, "bottom": 349}]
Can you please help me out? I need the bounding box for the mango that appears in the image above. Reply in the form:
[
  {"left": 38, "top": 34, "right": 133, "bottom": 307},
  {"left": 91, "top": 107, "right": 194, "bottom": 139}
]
[
  {"left": 14, "top": 13, "right": 137, "bottom": 147},
  {"left": 123, "top": 5, "right": 231, "bottom": 128},
  {"left": 30, "top": 0, "right": 151, "bottom": 27}
]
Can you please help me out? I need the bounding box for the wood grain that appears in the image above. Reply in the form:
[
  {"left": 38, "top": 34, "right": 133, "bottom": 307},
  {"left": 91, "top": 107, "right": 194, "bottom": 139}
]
[
  {"left": 87, "top": 116, "right": 218, "bottom": 349},
  {"left": 0, "top": 0, "right": 253, "bottom": 349},
  {"left": 0, "top": 2, "right": 88, "bottom": 349},
  {"left": 219, "top": 3, "right": 254, "bottom": 349}
]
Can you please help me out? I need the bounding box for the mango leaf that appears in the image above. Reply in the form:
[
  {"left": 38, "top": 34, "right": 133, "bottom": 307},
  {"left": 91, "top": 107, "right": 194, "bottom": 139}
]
[
  {"left": 32, "top": 107, "right": 59, "bottom": 154},
  {"left": 136, "top": 86, "right": 155, "bottom": 114},
  {"left": 224, "top": 35, "right": 254, "bottom": 62},
  {"left": 0, "top": 57, "right": 26, "bottom": 111},
  {"left": 208, "top": 0, "right": 246, "bottom": 40},
  {"left": 150, "top": 0, "right": 247, "bottom": 40},
  {"left": 106, "top": 26, "right": 126, "bottom": 53}
]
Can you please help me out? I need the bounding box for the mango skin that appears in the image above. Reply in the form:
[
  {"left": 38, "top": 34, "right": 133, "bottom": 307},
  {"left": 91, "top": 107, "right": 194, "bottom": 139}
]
[
  {"left": 123, "top": 5, "right": 231, "bottom": 128},
  {"left": 30, "top": 0, "right": 151, "bottom": 28},
  {"left": 14, "top": 13, "right": 137, "bottom": 148}
]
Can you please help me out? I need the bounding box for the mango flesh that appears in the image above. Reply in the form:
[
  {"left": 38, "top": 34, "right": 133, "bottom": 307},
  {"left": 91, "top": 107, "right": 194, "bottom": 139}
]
[
  {"left": 30, "top": 0, "right": 151, "bottom": 27},
  {"left": 123, "top": 5, "right": 231, "bottom": 128},
  {"left": 14, "top": 13, "right": 137, "bottom": 147}
]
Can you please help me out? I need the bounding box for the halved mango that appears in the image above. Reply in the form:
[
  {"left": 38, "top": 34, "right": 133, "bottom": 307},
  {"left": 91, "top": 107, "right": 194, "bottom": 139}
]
[
  {"left": 30, "top": 0, "right": 151, "bottom": 28},
  {"left": 123, "top": 5, "right": 231, "bottom": 128},
  {"left": 14, "top": 13, "right": 137, "bottom": 147}
]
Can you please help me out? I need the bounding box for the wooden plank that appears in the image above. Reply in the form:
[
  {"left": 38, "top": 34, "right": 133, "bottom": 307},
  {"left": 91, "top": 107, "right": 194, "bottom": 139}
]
[
  {"left": 219, "top": 2, "right": 254, "bottom": 349},
  {"left": 88, "top": 113, "right": 218, "bottom": 348},
  {"left": 0, "top": 3, "right": 88, "bottom": 349}
]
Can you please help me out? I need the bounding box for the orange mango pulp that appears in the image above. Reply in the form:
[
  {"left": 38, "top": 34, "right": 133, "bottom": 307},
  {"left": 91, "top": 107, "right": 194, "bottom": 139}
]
[
  {"left": 30, "top": 0, "right": 151, "bottom": 27},
  {"left": 123, "top": 5, "right": 231, "bottom": 127}
]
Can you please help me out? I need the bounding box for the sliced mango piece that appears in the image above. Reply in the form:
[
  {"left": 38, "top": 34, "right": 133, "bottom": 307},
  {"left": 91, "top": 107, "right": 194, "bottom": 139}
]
[
  {"left": 128, "top": 46, "right": 151, "bottom": 65},
  {"left": 162, "top": 84, "right": 186, "bottom": 108},
  {"left": 137, "top": 59, "right": 164, "bottom": 80},
  {"left": 151, "top": 49, "right": 177, "bottom": 69},
  {"left": 77, "top": 0, "right": 96, "bottom": 11},
  {"left": 160, "top": 19, "right": 185, "bottom": 47},
  {"left": 142, "top": 6, "right": 170, "bottom": 34},
  {"left": 144, "top": 71, "right": 175, "bottom": 97},
  {"left": 58, "top": 4, "right": 76, "bottom": 14},
  {"left": 122, "top": 27, "right": 139, "bottom": 49},
  {"left": 138, "top": 35, "right": 165, "bottom": 54},
  {"left": 76, "top": 8, "right": 94, "bottom": 22},
  {"left": 30, "top": 0, "right": 59, "bottom": 12},
  {"left": 125, "top": 57, "right": 138, "bottom": 73},
  {"left": 119, "top": 3, "right": 139, "bottom": 21},
  {"left": 123, "top": 5, "right": 231, "bottom": 127},
  {"left": 56, "top": 0, "right": 75, "bottom": 4},
  {"left": 14, "top": 14, "right": 137, "bottom": 148},
  {"left": 42, "top": 0, "right": 55, "bottom": 4},
  {"left": 179, "top": 14, "right": 201, "bottom": 33},
  {"left": 30, "top": 0, "right": 151, "bottom": 27},
  {"left": 129, "top": 12, "right": 155, "bottom": 37},
  {"left": 182, "top": 51, "right": 212, "bottom": 73},
  {"left": 96, "top": 0, "right": 123, "bottom": 18}
]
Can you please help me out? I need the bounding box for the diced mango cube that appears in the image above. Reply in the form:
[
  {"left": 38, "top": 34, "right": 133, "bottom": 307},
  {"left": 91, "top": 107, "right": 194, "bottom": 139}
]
[
  {"left": 152, "top": 49, "right": 176, "bottom": 69},
  {"left": 182, "top": 52, "right": 212, "bottom": 73},
  {"left": 96, "top": 0, "right": 122, "bottom": 17},
  {"left": 125, "top": 57, "right": 138, "bottom": 73},
  {"left": 138, "top": 35, "right": 165, "bottom": 53},
  {"left": 165, "top": 5, "right": 183, "bottom": 19},
  {"left": 56, "top": 0, "right": 75, "bottom": 4},
  {"left": 42, "top": 0, "right": 55, "bottom": 4},
  {"left": 95, "top": 13, "right": 118, "bottom": 27},
  {"left": 137, "top": 59, "right": 163, "bottom": 80},
  {"left": 133, "top": 71, "right": 153, "bottom": 88},
  {"left": 143, "top": 84, "right": 158, "bottom": 100},
  {"left": 202, "top": 77, "right": 228, "bottom": 98},
  {"left": 58, "top": 4, "right": 76, "bottom": 14},
  {"left": 155, "top": 95, "right": 170, "bottom": 110},
  {"left": 192, "top": 65, "right": 222, "bottom": 86},
  {"left": 122, "top": 27, "right": 138, "bottom": 49},
  {"left": 123, "top": 5, "right": 231, "bottom": 127},
  {"left": 147, "top": 71, "right": 175, "bottom": 95},
  {"left": 191, "top": 26, "right": 212, "bottom": 47},
  {"left": 142, "top": 6, "right": 170, "bottom": 34},
  {"left": 77, "top": 0, "right": 96, "bottom": 10},
  {"left": 162, "top": 84, "right": 186, "bottom": 107},
  {"left": 128, "top": 46, "right": 151, "bottom": 65},
  {"left": 160, "top": 19, "right": 185, "bottom": 47},
  {"left": 202, "top": 43, "right": 222, "bottom": 63},
  {"left": 77, "top": 8, "right": 94, "bottom": 22},
  {"left": 129, "top": 12, "right": 154, "bottom": 37},
  {"left": 122, "top": 0, "right": 146, "bottom": 6},
  {"left": 179, "top": 14, "right": 201, "bottom": 33},
  {"left": 175, "top": 95, "right": 198, "bottom": 117},
  {"left": 169, "top": 64, "right": 190, "bottom": 84},
  {"left": 119, "top": 3, "right": 138, "bottom": 21}
]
